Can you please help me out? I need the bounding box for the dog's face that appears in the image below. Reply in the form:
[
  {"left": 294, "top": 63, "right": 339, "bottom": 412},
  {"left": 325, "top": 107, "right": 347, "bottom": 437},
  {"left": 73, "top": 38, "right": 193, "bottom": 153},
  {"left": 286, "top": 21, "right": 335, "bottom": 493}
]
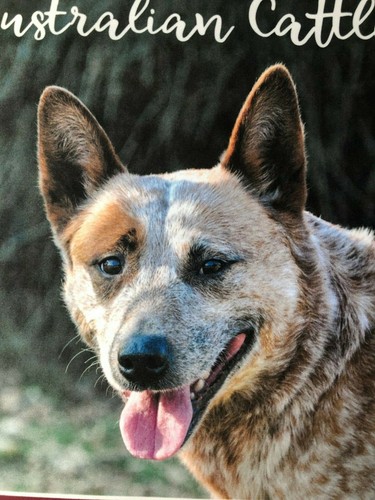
[{"left": 38, "top": 65, "right": 306, "bottom": 460}]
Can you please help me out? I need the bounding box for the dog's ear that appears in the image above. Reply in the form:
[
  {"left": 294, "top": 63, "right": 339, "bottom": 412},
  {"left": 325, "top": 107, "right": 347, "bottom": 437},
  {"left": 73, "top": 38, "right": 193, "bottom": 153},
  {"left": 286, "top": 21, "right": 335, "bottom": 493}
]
[
  {"left": 222, "top": 64, "right": 306, "bottom": 216},
  {"left": 38, "top": 86, "right": 126, "bottom": 232}
]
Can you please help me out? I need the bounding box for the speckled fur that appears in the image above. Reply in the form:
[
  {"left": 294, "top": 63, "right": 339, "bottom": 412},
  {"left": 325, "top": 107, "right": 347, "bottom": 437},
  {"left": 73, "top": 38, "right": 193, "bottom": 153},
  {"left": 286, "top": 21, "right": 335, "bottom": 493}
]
[{"left": 38, "top": 65, "right": 375, "bottom": 499}]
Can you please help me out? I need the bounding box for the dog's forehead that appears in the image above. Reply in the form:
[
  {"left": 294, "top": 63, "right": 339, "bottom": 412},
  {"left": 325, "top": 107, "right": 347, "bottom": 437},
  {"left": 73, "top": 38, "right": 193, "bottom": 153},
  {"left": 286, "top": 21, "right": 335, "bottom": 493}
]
[
  {"left": 111, "top": 166, "right": 259, "bottom": 239},
  {"left": 68, "top": 166, "right": 266, "bottom": 264}
]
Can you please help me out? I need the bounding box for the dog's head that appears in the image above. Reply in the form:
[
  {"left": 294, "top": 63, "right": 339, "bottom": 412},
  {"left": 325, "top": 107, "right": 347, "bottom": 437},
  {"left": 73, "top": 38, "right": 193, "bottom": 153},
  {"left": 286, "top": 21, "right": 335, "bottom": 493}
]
[{"left": 38, "top": 65, "right": 307, "bottom": 460}]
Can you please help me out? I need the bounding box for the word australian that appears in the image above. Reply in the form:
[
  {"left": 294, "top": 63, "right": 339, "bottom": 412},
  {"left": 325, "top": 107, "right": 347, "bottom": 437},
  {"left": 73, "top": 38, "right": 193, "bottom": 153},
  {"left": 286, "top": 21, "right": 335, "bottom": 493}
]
[{"left": 1, "top": 0, "right": 374, "bottom": 46}]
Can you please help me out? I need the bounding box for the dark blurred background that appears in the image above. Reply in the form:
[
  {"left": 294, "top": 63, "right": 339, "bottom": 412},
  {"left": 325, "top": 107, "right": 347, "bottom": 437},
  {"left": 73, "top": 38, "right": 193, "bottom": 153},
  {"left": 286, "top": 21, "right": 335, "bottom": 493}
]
[{"left": 0, "top": 0, "right": 374, "bottom": 395}]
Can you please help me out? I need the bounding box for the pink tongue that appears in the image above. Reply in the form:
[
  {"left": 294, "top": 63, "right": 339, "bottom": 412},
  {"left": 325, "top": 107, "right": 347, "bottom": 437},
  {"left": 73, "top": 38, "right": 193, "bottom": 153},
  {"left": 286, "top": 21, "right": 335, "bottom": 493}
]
[{"left": 120, "top": 386, "right": 193, "bottom": 460}]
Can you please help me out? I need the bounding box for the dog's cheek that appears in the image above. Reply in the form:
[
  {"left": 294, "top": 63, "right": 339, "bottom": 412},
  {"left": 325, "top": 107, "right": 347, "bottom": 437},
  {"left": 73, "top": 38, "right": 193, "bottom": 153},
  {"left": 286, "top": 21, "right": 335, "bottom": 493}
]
[
  {"left": 63, "top": 265, "right": 126, "bottom": 391},
  {"left": 70, "top": 307, "right": 97, "bottom": 348},
  {"left": 240, "top": 244, "right": 300, "bottom": 326},
  {"left": 171, "top": 294, "right": 239, "bottom": 376},
  {"left": 63, "top": 265, "right": 108, "bottom": 348}
]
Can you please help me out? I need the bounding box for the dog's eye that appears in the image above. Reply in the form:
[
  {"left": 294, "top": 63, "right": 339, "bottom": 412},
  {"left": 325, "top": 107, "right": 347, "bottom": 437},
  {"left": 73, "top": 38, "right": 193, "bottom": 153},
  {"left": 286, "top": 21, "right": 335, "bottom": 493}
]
[
  {"left": 199, "top": 259, "right": 226, "bottom": 275},
  {"left": 98, "top": 256, "right": 124, "bottom": 276}
]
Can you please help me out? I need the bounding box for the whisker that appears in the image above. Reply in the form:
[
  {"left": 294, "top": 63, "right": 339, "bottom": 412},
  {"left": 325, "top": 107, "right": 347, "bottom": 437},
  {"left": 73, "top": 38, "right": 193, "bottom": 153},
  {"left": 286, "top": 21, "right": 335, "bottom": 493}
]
[
  {"left": 94, "top": 373, "right": 107, "bottom": 389},
  {"left": 59, "top": 333, "right": 81, "bottom": 360},
  {"left": 84, "top": 354, "right": 98, "bottom": 365},
  {"left": 65, "top": 347, "right": 93, "bottom": 373},
  {"left": 79, "top": 360, "right": 100, "bottom": 380}
]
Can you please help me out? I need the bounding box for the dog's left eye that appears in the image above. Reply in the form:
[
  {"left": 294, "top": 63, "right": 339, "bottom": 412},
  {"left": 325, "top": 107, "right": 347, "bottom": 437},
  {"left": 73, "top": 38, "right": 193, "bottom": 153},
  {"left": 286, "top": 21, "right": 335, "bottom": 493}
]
[
  {"left": 98, "top": 256, "right": 124, "bottom": 276},
  {"left": 199, "top": 259, "right": 227, "bottom": 275}
]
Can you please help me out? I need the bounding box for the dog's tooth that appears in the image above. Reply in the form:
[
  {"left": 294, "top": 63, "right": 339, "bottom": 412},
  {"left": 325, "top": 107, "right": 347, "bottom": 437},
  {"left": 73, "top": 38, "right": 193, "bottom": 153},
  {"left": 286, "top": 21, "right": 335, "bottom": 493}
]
[
  {"left": 201, "top": 371, "right": 210, "bottom": 380},
  {"left": 194, "top": 379, "right": 205, "bottom": 393},
  {"left": 190, "top": 392, "right": 196, "bottom": 400}
]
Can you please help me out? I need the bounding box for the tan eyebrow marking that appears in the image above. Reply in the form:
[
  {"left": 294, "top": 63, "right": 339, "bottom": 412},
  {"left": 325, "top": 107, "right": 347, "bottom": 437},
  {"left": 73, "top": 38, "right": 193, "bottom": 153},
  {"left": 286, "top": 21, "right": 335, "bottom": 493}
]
[{"left": 66, "top": 200, "right": 143, "bottom": 264}]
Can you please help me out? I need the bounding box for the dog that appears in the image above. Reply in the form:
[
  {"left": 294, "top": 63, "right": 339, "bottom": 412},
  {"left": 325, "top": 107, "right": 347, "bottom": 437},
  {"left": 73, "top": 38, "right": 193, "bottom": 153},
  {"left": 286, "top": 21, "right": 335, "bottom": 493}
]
[{"left": 38, "top": 65, "right": 375, "bottom": 499}]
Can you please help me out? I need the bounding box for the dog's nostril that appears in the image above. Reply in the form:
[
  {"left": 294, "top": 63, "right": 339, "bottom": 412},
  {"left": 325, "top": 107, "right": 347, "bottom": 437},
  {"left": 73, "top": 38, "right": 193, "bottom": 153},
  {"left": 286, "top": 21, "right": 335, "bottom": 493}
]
[
  {"left": 120, "top": 356, "right": 135, "bottom": 371},
  {"left": 119, "top": 354, "right": 168, "bottom": 375},
  {"left": 145, "top": 355, "right": 168, "bottom": 373},
  {"left": 118, "top": 335, "right": 171, "bottom": 387}
]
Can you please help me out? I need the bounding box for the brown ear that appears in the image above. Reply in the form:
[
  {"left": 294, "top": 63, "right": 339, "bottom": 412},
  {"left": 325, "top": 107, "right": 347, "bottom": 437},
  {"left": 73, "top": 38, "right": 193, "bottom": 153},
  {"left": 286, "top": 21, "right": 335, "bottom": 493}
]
[
  {"left": 38, "top": 86, "right": 126, "bottom": 233},
  {"left": 222, "top": 64, "right": 306, "bottom": 216}
]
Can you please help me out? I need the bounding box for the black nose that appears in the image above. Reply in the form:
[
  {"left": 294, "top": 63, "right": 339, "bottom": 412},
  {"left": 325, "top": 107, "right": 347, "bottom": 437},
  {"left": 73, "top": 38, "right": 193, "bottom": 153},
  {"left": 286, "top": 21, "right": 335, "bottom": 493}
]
[{"left": 118, "top": 335, "right": 171, "bottom": 388}]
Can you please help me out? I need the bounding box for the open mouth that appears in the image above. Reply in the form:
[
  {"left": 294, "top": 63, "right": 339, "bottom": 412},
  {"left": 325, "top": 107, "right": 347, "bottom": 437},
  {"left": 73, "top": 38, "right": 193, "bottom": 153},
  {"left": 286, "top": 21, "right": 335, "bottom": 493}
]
[
  {"left": 119, "top": 328, "right": 255, "bottom": 461},
  {"left": 187, "top": 329, "right": 254, "bottom": 434}
]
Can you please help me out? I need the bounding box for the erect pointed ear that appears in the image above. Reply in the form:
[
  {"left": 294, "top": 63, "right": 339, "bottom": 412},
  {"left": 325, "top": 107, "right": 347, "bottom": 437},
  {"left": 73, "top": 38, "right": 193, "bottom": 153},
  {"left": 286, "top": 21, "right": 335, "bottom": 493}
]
[
  {"left": 38, "top": 86, "right": 126, "bottom": 233},
  {"left": 222, "top": 65, "right": 306, "bottom": 216}
]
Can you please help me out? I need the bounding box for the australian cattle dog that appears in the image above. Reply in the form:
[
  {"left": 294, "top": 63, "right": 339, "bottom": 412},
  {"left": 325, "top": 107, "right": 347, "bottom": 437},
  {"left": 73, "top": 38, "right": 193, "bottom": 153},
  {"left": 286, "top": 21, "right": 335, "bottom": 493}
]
[{"left": 38, "top": 65, "right": 375, "bottom": 498}]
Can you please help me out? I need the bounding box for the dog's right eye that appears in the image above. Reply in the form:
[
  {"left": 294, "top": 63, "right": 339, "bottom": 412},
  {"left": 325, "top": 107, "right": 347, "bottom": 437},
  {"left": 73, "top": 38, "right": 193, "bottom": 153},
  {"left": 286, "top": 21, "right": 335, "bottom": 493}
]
[
  {"left": 200, "top": 259, "right": 226, "bottom": 275},
  {"left": 98, "top": 256, "right": 124, "bottom": 276}
]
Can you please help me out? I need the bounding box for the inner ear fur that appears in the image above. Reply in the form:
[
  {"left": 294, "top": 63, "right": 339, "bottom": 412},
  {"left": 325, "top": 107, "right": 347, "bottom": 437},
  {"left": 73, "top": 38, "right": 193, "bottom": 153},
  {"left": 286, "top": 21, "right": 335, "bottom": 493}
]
[
  {"left": 222, "top": 64, "right": 307, "bottom": 216},
  {"left": 38, "top": 86, "right": 126, "bottom": 232}
]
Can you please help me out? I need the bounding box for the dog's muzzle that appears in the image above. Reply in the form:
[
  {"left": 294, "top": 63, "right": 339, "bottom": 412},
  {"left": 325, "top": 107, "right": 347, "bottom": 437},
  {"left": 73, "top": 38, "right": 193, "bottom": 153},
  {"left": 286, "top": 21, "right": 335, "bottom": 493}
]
[{"left": 118, "top": 327, "right": 255, "bottom": 461}]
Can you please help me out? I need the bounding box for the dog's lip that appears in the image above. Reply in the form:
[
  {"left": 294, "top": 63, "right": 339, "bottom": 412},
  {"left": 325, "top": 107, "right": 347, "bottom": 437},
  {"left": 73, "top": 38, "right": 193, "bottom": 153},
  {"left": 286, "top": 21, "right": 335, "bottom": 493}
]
[
  {"left": 185, "top": 327, "right": 256, "bottom": 441},
  {"left": 189, "top": 332, "right": 247, "bottom": 401}
]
